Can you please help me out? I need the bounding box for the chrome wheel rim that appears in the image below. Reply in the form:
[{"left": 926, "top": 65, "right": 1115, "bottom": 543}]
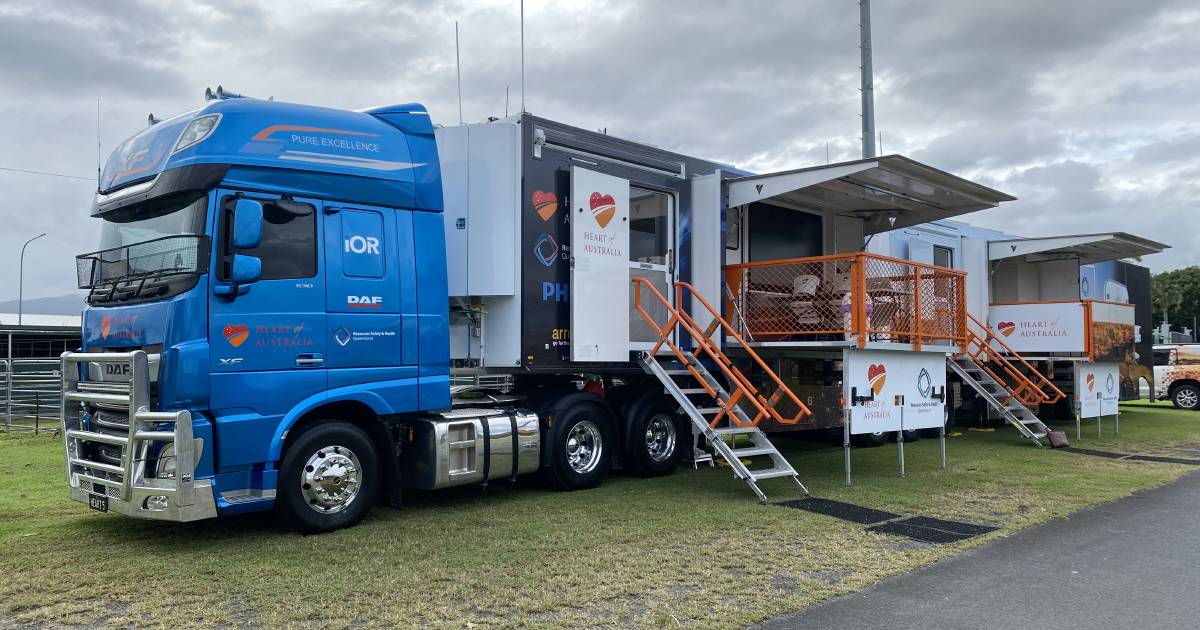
[
  {"left": 1178, "top": 389, "right": 1198, "bottom": 409},
  {"left": 644, "top": 414, "right": 677, "bottom": 462},
  {"left": 565, "top": 421, "right": 603, "bottom": 474},
  {"left": 300, "top": 445, "right": 362, "bottom": 514}
]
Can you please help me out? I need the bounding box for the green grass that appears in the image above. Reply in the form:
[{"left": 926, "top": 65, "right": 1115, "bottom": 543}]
[{"left": 1, "top": 402, "right": 1198, "bottom": 628}]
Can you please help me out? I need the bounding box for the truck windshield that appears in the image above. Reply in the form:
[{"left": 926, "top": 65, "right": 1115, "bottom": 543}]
[
  {"left": 79, "top": 193, "right": 211, "bottom": 303},
  {"left": 98, "top": 193, "right": 207, "bottom": 250}
]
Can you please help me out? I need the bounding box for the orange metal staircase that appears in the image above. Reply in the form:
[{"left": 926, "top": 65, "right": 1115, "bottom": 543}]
[
  {"left": 632, "top": 278, "right": 812, "bottom": 502},
  {"left": 951, "top": 314, "right": 1066, "bottom": 445}
]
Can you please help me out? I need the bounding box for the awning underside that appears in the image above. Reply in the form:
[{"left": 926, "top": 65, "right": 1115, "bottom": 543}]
[
  {"left": 988, "top": 232, "right": 1169, "bottom": 264},
  {"left": 726, "top": 155, "right": 1015, "bottom": 234}
]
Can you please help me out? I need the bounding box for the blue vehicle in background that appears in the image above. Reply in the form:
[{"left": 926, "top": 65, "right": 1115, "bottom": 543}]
[{"left": 61, "top": 88, "right": 704, "bottom": 532}]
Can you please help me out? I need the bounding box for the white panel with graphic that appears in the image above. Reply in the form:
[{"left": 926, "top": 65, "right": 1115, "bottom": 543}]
[
  {"left": 1076, "top": 362, "right": 1120, "bottom": 418},
  {"left": 844, "top": 348, "right": 948, "bottom": 434},
  {"left": 570, "top": 167, "right": 631, "bottom": 362},
  {"left": 988, "top": 302, "right": 1087, "bottom": 354}
]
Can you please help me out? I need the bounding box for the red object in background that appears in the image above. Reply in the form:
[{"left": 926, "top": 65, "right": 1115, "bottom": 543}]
[{"left": 582, "top": 380, "right": 606, "bottom": 397}]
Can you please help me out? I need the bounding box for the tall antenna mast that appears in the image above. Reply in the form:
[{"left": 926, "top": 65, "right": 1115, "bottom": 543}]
[
  {"left": 859, "top": 0, "right": 876, "bottom": 158},
  {"left": 96, "top": 97, "right": 102, "bottom": 190},
  {"left": 455, "top": 21, "right": 464, "bottom": 125},
  {"left": 520, "top": 0, "right": 525, "bottom": 113}
]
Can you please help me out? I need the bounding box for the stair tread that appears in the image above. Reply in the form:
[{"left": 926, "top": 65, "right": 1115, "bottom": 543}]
[
  {"left": 748, "top": 467, "right": 796, "bottom": 481},
  {"left": 730, "top": 446, "right": 776, "bottom": 458},
  {"left": 711, "top": 427, "right": 760, "bottom": 436},
  {"left": 677, "top": 388, "right": 709, "bottom": 395},
  {"left": 696, "top": 407, "right": 724, "bottom": 414}
]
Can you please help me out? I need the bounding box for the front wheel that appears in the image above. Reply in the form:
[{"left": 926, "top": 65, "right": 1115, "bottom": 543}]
[
  {"left": 546, "top": 402, "right": 614, "bottom": 491},
  {"left": 1172, "top": 384, "right": 1200, "bottom": 411},
  {"left": 276, "top": 422, "right": 378, "bottom": 534}
]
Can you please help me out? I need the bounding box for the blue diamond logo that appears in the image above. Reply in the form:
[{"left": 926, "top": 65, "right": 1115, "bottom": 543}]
[{"left": 334, "top": 327, "right": 351, "bottom": 347}]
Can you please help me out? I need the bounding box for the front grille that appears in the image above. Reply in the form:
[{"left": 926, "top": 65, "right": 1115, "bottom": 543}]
[
  {"left": 92, "top": 410, "right": 130, "bottom": 430},
  {"left": 78, "top": 480, "right": 122, "bottom": 498}
]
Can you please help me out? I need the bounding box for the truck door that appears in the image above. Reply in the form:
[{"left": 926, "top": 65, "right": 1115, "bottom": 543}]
[
  {"left": 323, "top": 205, "right": 416, "bottom": 396},
  {"left": 209, "top": 191, "right": 327, "bottom": 465},
  {"left": 570, "top": 167, "right": 631, "bottom": 361}
]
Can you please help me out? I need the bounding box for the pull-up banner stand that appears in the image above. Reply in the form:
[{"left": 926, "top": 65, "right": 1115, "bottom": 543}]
[
  {"left": 843, "top": 348, "right": 949, "bottom": 485},
  {"left": 1074, "top": 362, "right": 1120, "bottom": 439}
]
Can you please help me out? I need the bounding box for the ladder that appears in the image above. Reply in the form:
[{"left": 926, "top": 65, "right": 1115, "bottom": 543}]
[
  {"left": 953, "top": 314, "right": 1066, "bottom": 445},
  {"left": 632, "top": 279, "right": 812, "bottom": 503}
]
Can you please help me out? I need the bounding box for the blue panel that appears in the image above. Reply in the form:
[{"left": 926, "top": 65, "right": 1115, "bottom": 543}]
[
  {"left": 412, "top": 211, "right": 450, "bottom": 410},
  {"left": 210, "top": 369, "right": 327, "bottom": 468},
  {"left": 339, "top": 210, "right": 385, "bottom": 278},
  {"left": 396, "top": 210, "right": 419, "bottom": 366},
  {"left": 326, "top": 313, "right": 404, "bottom": 368}
]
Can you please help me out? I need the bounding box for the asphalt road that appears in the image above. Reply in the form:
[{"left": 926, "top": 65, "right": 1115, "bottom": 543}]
[{"left": 757, "top": 470, "right": 1200, "bottom": 630}]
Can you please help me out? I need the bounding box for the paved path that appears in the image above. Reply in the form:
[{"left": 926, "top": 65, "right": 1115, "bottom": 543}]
[{"left": 757, "top": 471, "right": 1200, "bottom": 630}]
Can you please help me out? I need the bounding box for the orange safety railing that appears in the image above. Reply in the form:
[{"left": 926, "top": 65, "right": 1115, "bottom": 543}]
[
  {"left": 963, "top": 313, "right": 1065, "bottom": 406},
  {"left": 632, "top": 278, "right": 812, "bottom": 428},
  {"left": 723, "top": 253, "right": 967, "bottom": 350}
]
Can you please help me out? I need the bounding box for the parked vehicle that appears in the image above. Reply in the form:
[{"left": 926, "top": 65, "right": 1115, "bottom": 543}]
[{"left": 1154, "top": 344, "right": 1200, "bottom": 410}]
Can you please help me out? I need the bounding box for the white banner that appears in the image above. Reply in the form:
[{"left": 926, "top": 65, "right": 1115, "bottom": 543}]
[
  {"left": 569, "top": 167, "right": 630, "bottom": 362},
  {"left": 988, "top": 302, "right": 1086, "bottom": 354},
  {"left": 844, "top": 348, "right": 948, "bottom": 433},
  {"left": 1076, "top": 362, "right": 1120, "bottom": 418}
]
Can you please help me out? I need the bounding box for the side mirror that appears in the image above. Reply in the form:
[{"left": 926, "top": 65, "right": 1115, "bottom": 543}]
[
  {"left": 232, "top": 199, "right": 263, "bottom": 249},
  {"left": 231, "top": 254, "right": 261, "bottom": 284}
]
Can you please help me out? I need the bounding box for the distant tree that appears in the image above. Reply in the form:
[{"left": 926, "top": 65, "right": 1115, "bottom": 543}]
[{"left": 1152, "top": 266, "right": 1200, "bottom": 330}]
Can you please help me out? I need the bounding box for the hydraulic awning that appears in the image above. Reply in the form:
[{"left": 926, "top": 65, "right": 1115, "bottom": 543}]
[
  {"left": 988, "top": 232, "right": 1169, "bottom": 264},
  {"left": 726, "top": 155, "right": 1015, "bottom": 234}
]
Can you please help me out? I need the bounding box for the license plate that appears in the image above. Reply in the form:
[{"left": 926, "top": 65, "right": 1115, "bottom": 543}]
[{"left": 88, "top": 493, "right": 109, "bottom": 512}]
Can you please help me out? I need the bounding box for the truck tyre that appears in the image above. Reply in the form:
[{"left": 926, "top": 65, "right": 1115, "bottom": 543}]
[
  {"left": 546, "top": 402, "right": 613, "bottom": 491},
  {"left": 626, "top": 399, "right": 685, "bottom": 477},
  {"left": 1172, "top": 383, "right": 1200, "bottom": 410},
  {"left": 276, "top": 422, "right": 379, "bottom": 534}
]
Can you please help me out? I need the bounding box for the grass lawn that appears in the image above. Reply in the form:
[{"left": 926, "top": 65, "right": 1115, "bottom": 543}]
[{"left": 1, "top": 401, "right": 1198, "bottom": 629}]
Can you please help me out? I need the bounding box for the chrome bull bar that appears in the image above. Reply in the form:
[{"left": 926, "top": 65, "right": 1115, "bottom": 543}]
[{"left": 59, "top": 350, "right": 216, "bottom": 521}]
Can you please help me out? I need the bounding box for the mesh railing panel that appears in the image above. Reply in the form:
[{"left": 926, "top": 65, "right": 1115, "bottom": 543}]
[
  {"left": 76, "top": 235, "right": 208, "bottom": 289},
  {"left": 724, "top": 254, "right": 966, "bottom": 346}
]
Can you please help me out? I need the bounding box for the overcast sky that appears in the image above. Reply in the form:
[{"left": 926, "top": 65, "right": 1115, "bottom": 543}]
[{"left": 0, "top": 0, "right": 1196, "bottom": 303}]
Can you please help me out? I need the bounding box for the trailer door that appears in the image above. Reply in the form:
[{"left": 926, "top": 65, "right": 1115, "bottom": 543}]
[
  {"left": 570, "top": 167, "right": 631, "bottom": 362},
  {"left": 628, "top": 186, "right": 675, "bottom": 352}
]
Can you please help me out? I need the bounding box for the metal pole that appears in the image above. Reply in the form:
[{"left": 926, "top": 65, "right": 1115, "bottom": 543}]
[
  {"left": 1075, "top": 402, "right": 1081, "bottom": 441},
  {"left": 455, "top": 21, "right": 463, "bottom": 125},
  {"left": 844, "top": 409, "right": 852, "bottom": 486},
  {"left": 18, "top": 233, "right": 47, "bottom": 326},
  {"left": 897, "top": 401, "right": 905, "bottom": 478},
  {"left": 859, "top": 0, "right": 876, "bottom": 158},
  {"left": 939, "top": 425, "right": 947, "bottom": 469},
  {"left": 520, "top": 0, "right": 525, "bottom": 113}
]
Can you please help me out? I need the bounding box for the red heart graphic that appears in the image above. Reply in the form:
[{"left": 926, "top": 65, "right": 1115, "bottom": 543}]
[
  {"left": 589, "top": 192, "right": 616, "bottom": 228},
  {"left": 867, "top": 363, "right": 887, "bottom": 395},
  {"left": 997, "top": 321, "right": 1016, "bottom": 337},
  {"left": 532, "top": 190, "right": 558, "bottom": 221},
  {"left": 223, "top": 324, "right": 250, "bottom": 348},
  {"left": 100, "top": 315, "right": 112, "bottom": 340},
  {"left": 1086, "top": 373, "right": 1095, "bottom": 391}
]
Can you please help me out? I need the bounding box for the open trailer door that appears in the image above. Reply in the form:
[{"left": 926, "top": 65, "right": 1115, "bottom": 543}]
[{"left": 570, "top": 166, "right": 631, "bottom": 361}]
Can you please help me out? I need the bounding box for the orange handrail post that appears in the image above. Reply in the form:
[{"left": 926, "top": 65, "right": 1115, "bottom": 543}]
[{"left": 912, "top": 267, "right": 923, "bottom": 351}]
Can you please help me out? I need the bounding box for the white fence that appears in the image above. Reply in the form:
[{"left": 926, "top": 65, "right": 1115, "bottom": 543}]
[{"left": 2, "top": 358, "right": 61, "bottom": 434}]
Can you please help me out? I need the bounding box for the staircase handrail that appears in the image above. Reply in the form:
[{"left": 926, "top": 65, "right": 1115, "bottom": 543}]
[
  {"left": 632, "top": 278, "right": 810, "bottom": 426},
  {"left": 965, "top": 313, "right": 1065, "bottom": 404}
]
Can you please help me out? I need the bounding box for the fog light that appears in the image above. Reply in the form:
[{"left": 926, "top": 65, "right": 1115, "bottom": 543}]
[{"left": 143, "top": 495, "right": 170, "bottom": 511}]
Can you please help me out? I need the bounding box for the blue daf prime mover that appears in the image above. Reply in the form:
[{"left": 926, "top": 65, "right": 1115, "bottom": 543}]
[{"left": 63, "top": 89, "right": 737, "bottom": 533}]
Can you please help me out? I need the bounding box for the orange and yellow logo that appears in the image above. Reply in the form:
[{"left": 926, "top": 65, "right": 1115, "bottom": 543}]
[
  {"left": 1086, "top": 373, "right": 1095, "bottom": 392},
  {"left": 224, "top": 324, "right": 250, "bottom": 348},
  {"left": 100, "top": 315, "right": 113, "bottom": 340},
  {"left": 532, "top": 190, "right": 558, "bottom": 221},
  {"left": 867, "top": 363, "right": 887, "bottom": 396},
  {"left": 997, "top": 321, "right": 1016, "bottom": 337},
  {"left": 589, "top": 192, "right": 616, "bottom": 228}
]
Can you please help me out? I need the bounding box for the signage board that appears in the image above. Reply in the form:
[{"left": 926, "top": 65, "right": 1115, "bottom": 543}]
[
  {"left": 844, "top": 348, "right": 948, "bottom": 434},
  {"left": 988, "top": 302, "right": 1086, "bottom": 354},
  {"left": 1076, "top": 361, "right": 1120, "bottom": 418},
  {"left": 569, "top": 167, "right": 631, "bottom": 362}
]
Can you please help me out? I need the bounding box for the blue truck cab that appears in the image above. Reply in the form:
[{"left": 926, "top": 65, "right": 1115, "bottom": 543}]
[{"left": 63, "top": 94, "right": 466, "bottom": 531}]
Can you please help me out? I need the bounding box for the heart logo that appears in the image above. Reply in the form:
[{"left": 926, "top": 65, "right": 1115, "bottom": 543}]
[
  {"left": 1086, "top": 373, "right": 1095, "bottom": 392},
  {"left": 100, "top": 315, "right": 112, "bottom": 340},
  {"left": 589, "top": 192, "right": 616, "bottom": 229},
  {"left": 867, "top": 363, "right": 887, "bottom": 396},
  {"left": 224, "top": 324, "right": 250, "bottom": 348},
  {"left": 997, "top": 321, "right": 1016, "bottom": 337},
  {"left": 532, "top": 190, "right": 558, "bottom": 221}
]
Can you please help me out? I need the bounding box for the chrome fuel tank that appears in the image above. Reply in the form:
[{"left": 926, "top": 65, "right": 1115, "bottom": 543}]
[{"left": 404, "top": 408, "right": 540, "bottom": 490}]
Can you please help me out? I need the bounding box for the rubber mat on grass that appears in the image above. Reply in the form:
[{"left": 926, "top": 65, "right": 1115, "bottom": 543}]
[{"left": 776, "top": 497, "right": 899, "bottom": 525}]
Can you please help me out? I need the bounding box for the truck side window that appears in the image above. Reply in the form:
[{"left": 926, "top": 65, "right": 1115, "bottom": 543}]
[
  {"left": 221, "top": 198, "right": 317, "bottom": 280},
  {"left": 1153, "top": 349, "right": 1172, "bottom": 366}
]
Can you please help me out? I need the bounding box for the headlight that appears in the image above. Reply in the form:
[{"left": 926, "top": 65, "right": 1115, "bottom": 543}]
[
  {"left": 173, "top": 114, "right": 220, "bottom": 153},
  {"left": 155, "top": 443, "right": 177, "bottom": 479}
]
